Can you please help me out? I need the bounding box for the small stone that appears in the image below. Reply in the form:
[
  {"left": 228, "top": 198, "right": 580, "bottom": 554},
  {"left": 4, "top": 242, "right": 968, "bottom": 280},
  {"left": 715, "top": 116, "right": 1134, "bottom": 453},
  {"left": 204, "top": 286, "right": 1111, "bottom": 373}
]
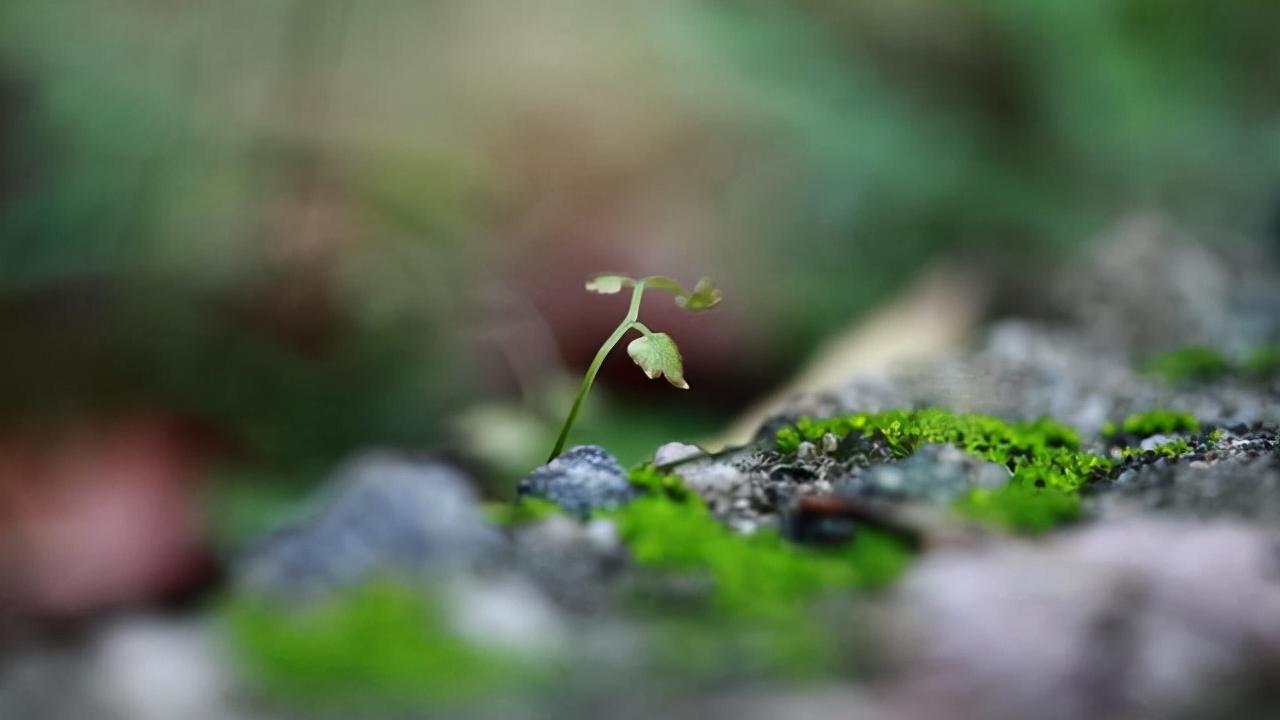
[
  {"left": 445, "top": 575, "right": 565, "bottom": 657},
  {"left": 517, "top": 445, "right": 637, "bottom": 518},
  {"left": 653, "top": 442, "right": 704, "bottom": 466},
  {"left": 88, "top": 618, "right": 234, "bottom": 720},
  {"left": 821, "top": 432, "right": 840, "bottom": 454},
  {"left": 237, "top": 452, "right": 505, "bottom": 599},
  {"left": 797, "top": 441, "right": 818, "bottom": 460}
]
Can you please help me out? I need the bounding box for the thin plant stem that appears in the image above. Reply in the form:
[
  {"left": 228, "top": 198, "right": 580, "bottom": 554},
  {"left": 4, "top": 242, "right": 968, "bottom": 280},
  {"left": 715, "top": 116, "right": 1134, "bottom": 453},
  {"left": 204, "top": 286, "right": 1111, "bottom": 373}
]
[{"left": 547, "top": 281, "right": 647, "bottom": 461}]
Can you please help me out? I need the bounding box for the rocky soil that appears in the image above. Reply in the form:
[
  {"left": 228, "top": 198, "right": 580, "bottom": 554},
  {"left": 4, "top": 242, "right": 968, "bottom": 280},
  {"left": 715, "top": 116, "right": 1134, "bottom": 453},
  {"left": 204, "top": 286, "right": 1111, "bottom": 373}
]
[{"left": 3, "top": 226, "right": 1280, "bottom": 720}]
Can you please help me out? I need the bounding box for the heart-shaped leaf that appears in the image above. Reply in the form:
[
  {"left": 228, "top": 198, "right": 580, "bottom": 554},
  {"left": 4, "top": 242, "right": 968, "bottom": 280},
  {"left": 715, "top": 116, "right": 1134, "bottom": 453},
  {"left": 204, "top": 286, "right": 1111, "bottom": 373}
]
[
  {"left": 585, "top": 274, "right": 633, "bottom": 294},
  {"left": 626, "top": 332, "right": 689, "bottom": 389}
]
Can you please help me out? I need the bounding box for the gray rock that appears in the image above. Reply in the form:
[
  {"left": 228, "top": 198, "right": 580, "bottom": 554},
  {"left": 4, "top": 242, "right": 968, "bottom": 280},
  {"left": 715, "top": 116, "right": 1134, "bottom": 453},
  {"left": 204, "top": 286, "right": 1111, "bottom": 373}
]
[
  {"left": 1090, "top": 456, "right": 1280, "bottom": 523},
  {"left": 835, "top": 444, "right": 1009, "bottom": 505},
  {"left": 816, "top": 320, "right": 1279, "bottom": 440},
  {"left": 883, "top": 519, "right": 1280, "bottom": 720},
  {"left": 517, "top": 445, "right": 637, "bottom": 518},
  {"left": 237, "top": 452, "right": 505, "bottom": 599},
  {"left": 1086, "top": 425, "right": 1280, "bottom": 522}
]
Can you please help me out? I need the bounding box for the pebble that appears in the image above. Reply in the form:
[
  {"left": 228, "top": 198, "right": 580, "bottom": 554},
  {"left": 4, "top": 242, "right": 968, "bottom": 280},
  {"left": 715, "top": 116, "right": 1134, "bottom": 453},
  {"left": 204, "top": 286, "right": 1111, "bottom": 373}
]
[
  {"left": 1139, "top": 434, "right": 1174, "bottom": 451},
  {"left": 821, "top": 433, "right": 840, "bottom": 454},
  {"left": 444, "top": 575, "right": 565, "bottom": 656},
  {"left": 517, "top": 445, "right": 637, "bottom": 518},
  {"left": 236, "top": 452, "right": 505, "bottom": 599},
  {"left": 653, "top": 441, "right": 705, "bottom": 467}
]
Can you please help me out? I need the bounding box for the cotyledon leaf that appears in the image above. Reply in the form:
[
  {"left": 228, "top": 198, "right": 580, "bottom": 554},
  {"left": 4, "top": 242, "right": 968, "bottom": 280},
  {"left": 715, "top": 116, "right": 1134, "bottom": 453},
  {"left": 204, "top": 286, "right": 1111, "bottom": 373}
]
[{"left": 585, "top": 274, "right": 633, "bottom": 294}]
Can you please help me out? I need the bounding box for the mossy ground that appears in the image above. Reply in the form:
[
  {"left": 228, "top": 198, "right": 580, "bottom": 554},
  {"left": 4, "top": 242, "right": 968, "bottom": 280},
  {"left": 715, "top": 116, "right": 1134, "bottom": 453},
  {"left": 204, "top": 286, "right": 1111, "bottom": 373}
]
[
  {"left": 775, "top": 409, "right": 1112, "bottom": 533},
  {"left": 616, "top": 465, "right": 912, "bottom": 678},
  {"left": 229, "top": 405, "right": 1222, "bottom": 707},
  {"left": 1143, "top": 346, "right": 1231, "bottom": 384},
  {"left": 225, "top": 466, "right": 912, "bottom": 705},
  {"left": 1102, "top": 410, "right": 1200, "bottom": 440},
  {"left": 1143, "top": 344, "right": 1280, "bottom": 385},
  {"left": 226, "top": 584, "right": 554, "bottom": 710}
]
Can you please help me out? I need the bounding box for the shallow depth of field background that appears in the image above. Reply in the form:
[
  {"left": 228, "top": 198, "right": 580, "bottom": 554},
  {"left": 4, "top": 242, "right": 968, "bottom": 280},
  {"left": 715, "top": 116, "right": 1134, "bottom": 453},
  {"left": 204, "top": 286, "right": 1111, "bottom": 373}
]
[{"left": 0, "top": 0, "right": 1278, "bottom": 614}]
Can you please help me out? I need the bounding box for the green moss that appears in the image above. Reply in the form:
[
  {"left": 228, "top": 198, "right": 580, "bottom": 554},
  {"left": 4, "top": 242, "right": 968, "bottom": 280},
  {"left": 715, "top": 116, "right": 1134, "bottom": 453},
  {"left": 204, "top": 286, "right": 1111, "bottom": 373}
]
[
  {"left": 610, "top": 466, "right": 912, "bottom": 678},
  {"left": 953, "top": 484, "right": 1081, "bottom": 534},
  {"left": 614, "top": 471, "right": 910, "bottom": 618},
  {"left": 1119, "top": 436, "right": 1193, "bottom": 461},
  {"left": 1245, "top": 345, "right": 1280, "bottom": 378},
  {"left": 1143, "top": 346, "right": 1231, "bottom": 384},
  {"left": 774, "top": 409, "right": 1114, "bottom": 534},
  {"left": 628, "top": 463, "right": 696, "bottom": 503},
  {"left": 1102, "top": 409, "right": 1200, "bottom": 439},
  {"left": 1140, "top": 344, "right": 1280, "bottom": 385},
  {"left": 226, "top": 584, "right": 549, "bottom": 709},
  {"left": 776, "top": 426, "right": 802, "bottom": 455},
  {"left": 776, "top": 409, "right": 1105, "bottom": 493}
]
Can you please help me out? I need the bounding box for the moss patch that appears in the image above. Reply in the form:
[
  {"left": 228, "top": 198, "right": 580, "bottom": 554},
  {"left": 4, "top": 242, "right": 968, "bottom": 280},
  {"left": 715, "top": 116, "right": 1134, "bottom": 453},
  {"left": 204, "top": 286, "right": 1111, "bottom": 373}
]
[
  {"left": 1102, "top": 409, "right": 1200, "bottom": 439},
  {"left": 1142, "top": 344, "right": 1280, "bottom": 385},
  {"left": 775, "top": 409, "right": 1113, "bottom": 533},
  {"left": 1119, "top": 437, "right": 1193, "bottom": 462},
  {"left": 226, "top": 584, "right": 550, "bottom": 709},
  {"left": 952, "top": 484, "right": 1081, "bottom": 534},
  {"left": 1143, "top": 346, "right": 1231, "bottom": 384},
  {"left": 617, "top": 468, "right": 909, "bottom": 615},
  {"left": 612, "top": 465, "right": 912, "bottom": 678},
  {"left": 777, "top": 409, "right": 1107, "bottom": 492},
  {"left": 1246, "top": 345, "right": 1280, "bottom": 378}
]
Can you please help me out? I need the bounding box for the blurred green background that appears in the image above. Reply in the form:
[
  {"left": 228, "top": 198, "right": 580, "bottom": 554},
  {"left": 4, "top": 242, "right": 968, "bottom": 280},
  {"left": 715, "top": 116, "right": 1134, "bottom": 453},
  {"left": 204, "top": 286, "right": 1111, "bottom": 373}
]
[{"left": 1, "top": 0, "right": 1278, "bottom": 513}]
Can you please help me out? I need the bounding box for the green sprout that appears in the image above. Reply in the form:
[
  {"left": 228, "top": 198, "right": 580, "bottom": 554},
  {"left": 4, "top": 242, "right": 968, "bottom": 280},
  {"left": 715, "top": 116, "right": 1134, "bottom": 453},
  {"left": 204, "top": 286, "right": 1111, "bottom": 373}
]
[{"left": 547, "top": 274, "right": 722, "bottom": 461}]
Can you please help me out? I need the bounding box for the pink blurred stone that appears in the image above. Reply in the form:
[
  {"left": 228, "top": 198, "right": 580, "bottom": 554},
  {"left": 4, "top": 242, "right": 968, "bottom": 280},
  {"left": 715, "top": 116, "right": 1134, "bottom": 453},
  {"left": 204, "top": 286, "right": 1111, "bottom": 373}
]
[{"left": 0, "top": 415, "right": 216, "bottom": 617}]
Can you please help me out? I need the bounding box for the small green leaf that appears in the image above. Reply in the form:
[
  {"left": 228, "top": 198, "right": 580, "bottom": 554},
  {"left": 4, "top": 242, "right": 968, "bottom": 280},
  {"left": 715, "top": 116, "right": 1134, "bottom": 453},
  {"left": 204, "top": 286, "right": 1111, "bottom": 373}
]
[
  {"left": 626, "top": 332, "right": 689, "bottom": 389},
  {"left": 675, "top": 276, "right": 722, "bottom": 311},
  {"left": 585, "top": 274, "right": 633, "bottom": 294},
  {"left": 642, "top": 275, "right": 722, "bottom": 311},
  {"left": 641, "top": 276, "right": 686, "bottom": 296}
]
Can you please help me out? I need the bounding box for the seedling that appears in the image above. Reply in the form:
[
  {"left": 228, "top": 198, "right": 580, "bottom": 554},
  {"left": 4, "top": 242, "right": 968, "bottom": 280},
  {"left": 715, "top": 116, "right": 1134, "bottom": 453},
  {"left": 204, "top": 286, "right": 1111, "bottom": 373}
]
[{"left": 547, "top": 274, "right": 722, "bottom": 461}]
